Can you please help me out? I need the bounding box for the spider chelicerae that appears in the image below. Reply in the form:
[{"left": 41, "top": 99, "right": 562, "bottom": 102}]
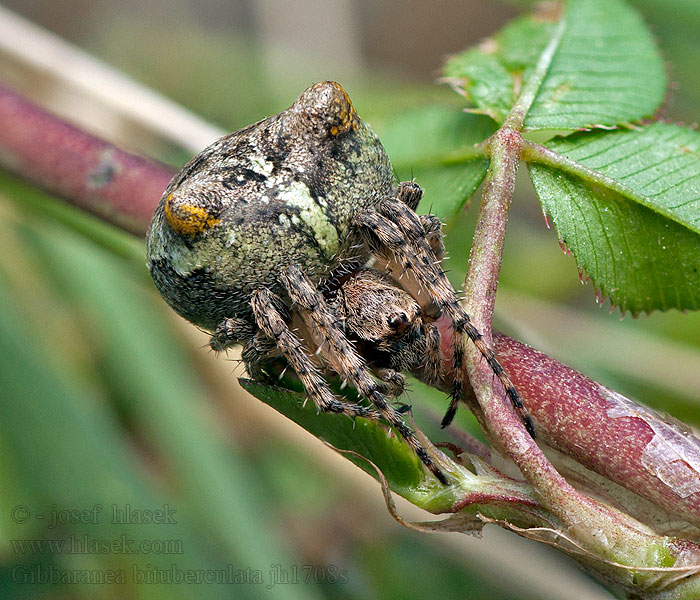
[{"left": 147, "top": 81, "right": 533, "bottom": 485}]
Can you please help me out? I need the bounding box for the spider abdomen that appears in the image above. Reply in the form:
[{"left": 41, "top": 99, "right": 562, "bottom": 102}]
[{"left": 147, "top": 81, "right": 393, "bottom": 332}]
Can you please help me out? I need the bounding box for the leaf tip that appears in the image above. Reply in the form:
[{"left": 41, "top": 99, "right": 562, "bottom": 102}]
[{"left": 437, "top": 75, "right": 467, "bottom": 98}]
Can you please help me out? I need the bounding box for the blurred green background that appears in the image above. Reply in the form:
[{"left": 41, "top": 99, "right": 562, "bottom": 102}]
[{"left": 0, "top": 1, "right": 698, "bottom": 598}]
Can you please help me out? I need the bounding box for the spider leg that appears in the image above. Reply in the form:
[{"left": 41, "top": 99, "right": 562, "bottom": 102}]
[
  {"left": 422, "top": 322, "right": 443, "bottom": 389},
  {"left": 396, "top": 180, "right": 423, "bottom": 211},
  {"left": 210, "top": 317, "right": 254, "bottom": 352},
  {"left": 240, "top": 332, "right": 278, "bottom": 380},
  {"left": 355, "top": 200, "right": 535, "bottom": 438},
  {"left": 397, "top": 181, "right": 445, "bottom": 260},
  {"left": 210, "top": 316, "right": 276, "bottom": 380},
  {"left": 249, "top": 288, "right": 381, "bottom": 421},
  {"left": 419, "top": 214, "right": 445, "bottom": 261},
  {"left": 280, "top": 263, "right": 449, "bottom": 485},
  {"left": 374, "top": 368, "right": 407, "bottom": 397}
]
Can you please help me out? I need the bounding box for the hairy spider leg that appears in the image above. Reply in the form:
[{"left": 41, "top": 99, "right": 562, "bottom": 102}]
[
  {"left": 395, "top": 180, "right": 422, "bottom": 210},
  {"left": 210, "top": 317, "right": 255, "bottom": 349},
  {"left": 280, "top": 263, "right": 449, "bottom": 485},
  {"left": 373, "top": 368, "right": 407, "bottom": 397},
  {"left": 210, "top": 317, "right": 269, "bottom": 379},
  {"left": 394, "top": 189, "right": 445, "bottom": 390},
  {"left": 418, "top": 214, "right": 446, "bottom": 260},
  {"left": 355, "top": 198, "right": 535, "bottom": 437},
  {"left": 247, "top": 288, "right": 382, "bottom": 421},
  {"left": 422, "top": 322, "right": 443, "bottom": 388}
]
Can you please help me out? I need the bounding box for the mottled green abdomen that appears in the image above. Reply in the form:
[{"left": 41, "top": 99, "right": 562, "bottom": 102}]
[{"left": 146, "top": 82, "right": 393, "bottom": 332}]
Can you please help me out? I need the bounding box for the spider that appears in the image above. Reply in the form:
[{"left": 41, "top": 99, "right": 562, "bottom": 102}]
[
  {"left": 147, "top": 81, "right": 531, "bottom": 486},
  {"left": 328, "top": 266, "right": 535, "bottom": 439}
]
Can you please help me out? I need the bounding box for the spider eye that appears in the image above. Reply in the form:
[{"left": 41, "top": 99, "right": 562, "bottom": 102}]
[{"left": 387, "top": 312, "right": 409, "bottom": 332}]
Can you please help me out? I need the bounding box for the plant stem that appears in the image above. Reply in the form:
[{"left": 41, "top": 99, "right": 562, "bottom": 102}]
[
  {"left": 459, "top": 123, "right": 599, "bottom": 542},
  {"left": 433, "top": 313, "right": 700, "bottom": 524},
  {"left": 462, "top": 127, "right": 521, "bottom": 336},
  {"left": 494, "top": 333, "right": 700, "bottom": 529},
  {"left": 0, "top": 83, "right": 174, "bottom": 237},
  {"left": 453, "top": 8, "right": 700, "bottom": 577}
]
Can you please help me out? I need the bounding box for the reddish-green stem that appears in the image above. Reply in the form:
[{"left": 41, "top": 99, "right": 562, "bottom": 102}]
[
  {"left": 462, "top": 127, "right": 521, "bottom": 337},
  {"left": 496, "top": 333, "right": 700, "bottom": 528},
  {"left": 0, "top": 82, "right": 174, "bottom": 237}
]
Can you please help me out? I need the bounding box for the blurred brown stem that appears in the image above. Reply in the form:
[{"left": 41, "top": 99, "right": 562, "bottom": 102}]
[{"left": 0, "top": 82, "right": 174, "bottom": 237}]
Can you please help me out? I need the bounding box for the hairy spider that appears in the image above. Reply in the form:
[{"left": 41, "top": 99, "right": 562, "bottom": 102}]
[
  {"left": 147, "top": 81, "right": 531, "bottom": 485},
  {"left": 329, "top": 267, "right": 535, "bottom": 438}
]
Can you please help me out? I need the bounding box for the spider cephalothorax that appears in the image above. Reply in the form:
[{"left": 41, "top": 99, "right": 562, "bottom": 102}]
[
  {"left": 331, "top": 268, "right": 535, "bottom": 438},
  {"left": 329, "top": 268, "right": 442, "bottom": 390},
  {"left": 147, "top": 81, "right": 531, "bottom": 485}
]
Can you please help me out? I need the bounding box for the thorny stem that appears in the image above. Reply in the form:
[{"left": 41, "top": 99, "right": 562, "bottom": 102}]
[
  {"left": 462, "top": 127, "right": 521, "bottom": 338},
  {"left": 464, "top": 241, "right": 664, "bottom": 575},
  {"left": 458, "top": 131, "right": 700, "bottom": 592},
  {"left": 493, "top": 333, "right": 700, "bottom": 529},
  {"left": 460, "top": 7, "right": 566, "bottom": 332},
  {"left": 459, "top": 2, "right": 566, "bottom": 327},
  {"left": 457, "top": 5, "right": 572, "bottom": 518}
]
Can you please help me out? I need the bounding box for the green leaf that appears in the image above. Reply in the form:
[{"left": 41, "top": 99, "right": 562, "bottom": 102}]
[
  {"left": 377, "top": 104, "right": 495, "bottom": 217},
  {"left": 443, "top": 15, "right": 553, "bottom": 122},
  {"left": 443, "top": 0, "right": 666, "bottom": 131},
  {"left": 239, "top": 380, "right": 459, "bottom": 512},
  {"left": 528, "top": 123, "right": 700, "bottom": 314},
  {"left": 524, "top": 0, "right": 666, "bottom": 130},
  {"left": 442, "top": 51, "right": 515, "bottom": 123},
  {"left": 541, "top": 123, "right": 700, "bottom": 233},
  {"left": 495, "top": 13, "right": 556, "bottom": 72}
]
